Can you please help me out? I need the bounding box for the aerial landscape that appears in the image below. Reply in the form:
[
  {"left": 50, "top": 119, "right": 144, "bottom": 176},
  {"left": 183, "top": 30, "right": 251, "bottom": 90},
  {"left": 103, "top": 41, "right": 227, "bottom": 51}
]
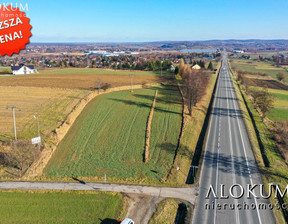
[{"left": 0, "top": 0, "right": 287, "bottom": 224}]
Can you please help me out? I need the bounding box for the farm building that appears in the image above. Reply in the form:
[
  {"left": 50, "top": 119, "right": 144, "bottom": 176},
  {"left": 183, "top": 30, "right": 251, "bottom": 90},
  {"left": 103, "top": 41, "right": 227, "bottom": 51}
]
[{"left": 11, "top": 64, "right": 38, "bottom": 75}]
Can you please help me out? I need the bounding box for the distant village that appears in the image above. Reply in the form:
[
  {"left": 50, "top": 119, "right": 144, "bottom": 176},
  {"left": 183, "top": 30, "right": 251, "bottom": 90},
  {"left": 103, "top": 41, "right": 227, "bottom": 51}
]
[
  {"left": 2, "top": 42, "right": 287, "bottom": 75},
  {"left": 0, "top": 44, "right": 222, "bottom": 75}
]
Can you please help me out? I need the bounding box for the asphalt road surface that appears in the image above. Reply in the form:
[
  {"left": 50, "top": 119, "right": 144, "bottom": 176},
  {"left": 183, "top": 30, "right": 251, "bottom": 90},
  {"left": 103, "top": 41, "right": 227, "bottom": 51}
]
[{"left": 192, "top": 54, "right": 276, "bottom": 224}]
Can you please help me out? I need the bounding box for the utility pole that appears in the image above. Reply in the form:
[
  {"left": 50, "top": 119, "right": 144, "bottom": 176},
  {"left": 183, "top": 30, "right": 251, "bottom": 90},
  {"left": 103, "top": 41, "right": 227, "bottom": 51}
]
[
  {"left": 130, "top": 74, "right": 134, "bottom": 92},
  {"left": 33, "top": 115, "right": 41, "bottom": 150},
  {"left": 7, "top": 106, "right": 20, "bottom": 141},
  {"left": 161, "top": 61, "right": 163, "bottom": 76}
]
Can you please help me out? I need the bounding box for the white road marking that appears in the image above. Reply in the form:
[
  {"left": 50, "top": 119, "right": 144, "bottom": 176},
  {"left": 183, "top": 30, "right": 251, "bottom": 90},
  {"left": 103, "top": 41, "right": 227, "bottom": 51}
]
[
  {"left": 228, "top": 69, "right": 263, "bottom": 224},
  {"left": 225, "top": 65, "right": 240, "bottom": 224},
  {"left": 213, "top": 77, "right": 223, "bottom": 224}
]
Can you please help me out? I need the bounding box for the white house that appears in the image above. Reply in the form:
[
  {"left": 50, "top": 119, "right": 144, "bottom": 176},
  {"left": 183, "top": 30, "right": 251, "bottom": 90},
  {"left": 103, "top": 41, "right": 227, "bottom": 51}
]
[
  {"left": 191, "top": 64, "right": 201, "bottom": 70},
  {"left": 233, "top": 50, "right": 244, "bottom": 54},
  {"left": 11, "top": 64, "right": 38, "bottom": 75}
]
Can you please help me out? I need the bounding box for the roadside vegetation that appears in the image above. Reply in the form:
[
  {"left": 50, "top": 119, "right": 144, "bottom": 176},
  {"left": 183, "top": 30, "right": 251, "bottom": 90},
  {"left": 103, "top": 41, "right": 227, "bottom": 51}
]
[
  {"left": 149, "top": 198, "right": 192, "bottom": 224},
  {"left": 149, "top": 199, "right": 179, "bottom": 224},
  {"left": 167, "top": 59, "right": 220, "bottom": 184},
  {"left": 0, "top": 190, "right": 125, "bottom": 224}
]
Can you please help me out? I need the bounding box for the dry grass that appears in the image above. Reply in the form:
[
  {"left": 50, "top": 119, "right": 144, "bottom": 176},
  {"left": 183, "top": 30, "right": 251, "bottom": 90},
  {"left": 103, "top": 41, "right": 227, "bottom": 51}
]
[
  {"left": 148, "top": 199, "right": 179, "bottom": 224},
  {"left": 0, "top": 86, "right": 89, "bottom": 142},
  {"left": 0, "top": 68, "right": 171, "bottom": 90}
]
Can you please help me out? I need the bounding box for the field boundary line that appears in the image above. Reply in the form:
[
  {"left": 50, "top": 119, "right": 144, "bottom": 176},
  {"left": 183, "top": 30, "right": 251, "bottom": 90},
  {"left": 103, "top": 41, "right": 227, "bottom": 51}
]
[{"left": 144, "top": 90, "right": 158, "bottom": 163}]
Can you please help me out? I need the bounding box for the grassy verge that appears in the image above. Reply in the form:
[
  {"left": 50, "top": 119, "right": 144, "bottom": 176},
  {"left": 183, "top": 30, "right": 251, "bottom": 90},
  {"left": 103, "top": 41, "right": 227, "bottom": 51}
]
[
  {"left": 228, "top": 60, "right": 288, "bottom": 224},
  {"left": 0, "top": 190, "right": 126, "bottom": 224},
  {"left": 149, "top": 199, "right": 192, "bottom": 224},
  {"left": 149, "top": 199, "right": 179, "bottom": 224}
]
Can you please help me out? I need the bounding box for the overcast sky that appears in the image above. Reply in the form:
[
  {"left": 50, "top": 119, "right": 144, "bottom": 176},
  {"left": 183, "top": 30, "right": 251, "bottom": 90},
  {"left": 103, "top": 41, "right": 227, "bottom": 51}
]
[{"left": 6, "top": 0, "right": 288, "bottom": 42}]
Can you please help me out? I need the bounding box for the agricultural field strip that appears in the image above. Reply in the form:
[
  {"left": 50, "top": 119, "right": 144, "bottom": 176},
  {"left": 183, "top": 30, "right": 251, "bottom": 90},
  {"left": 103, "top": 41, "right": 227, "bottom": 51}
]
[
  {"left": 231, "top": 59, "right": 288, "bottom": 83},
  {"left": 0, "top": 74, "right": 166, "bottom": 89}
]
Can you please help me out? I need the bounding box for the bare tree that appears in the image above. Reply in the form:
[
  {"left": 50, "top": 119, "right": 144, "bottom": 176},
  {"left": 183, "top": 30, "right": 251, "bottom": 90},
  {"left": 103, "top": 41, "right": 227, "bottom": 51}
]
[
  {"left": 183, "top": 69, "right": 209, "bottom": 115},
  {"left": 95, "top": 79, "right": 102, "bottom": 93},
  {"left": 95, "top": 79, "right": 111, "bottom": 92},
  {"left": 5, "top": 139, "right": 39, "bottom": 177},
  {"left": 179, "top": 58, "right": 185, "bottom": 77},
  {"left": 276, "top": 72, "right": 287, "bottom": 82},
  {"left": 250, "top": 87, "right": 274, "bottom": 118}
]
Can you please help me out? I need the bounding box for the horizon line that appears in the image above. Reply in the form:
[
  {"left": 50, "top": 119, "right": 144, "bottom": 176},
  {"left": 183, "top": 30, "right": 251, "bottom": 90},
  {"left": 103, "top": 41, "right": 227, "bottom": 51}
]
[{"left": 28, "top": 39, "right": 288, "bottom": 44}]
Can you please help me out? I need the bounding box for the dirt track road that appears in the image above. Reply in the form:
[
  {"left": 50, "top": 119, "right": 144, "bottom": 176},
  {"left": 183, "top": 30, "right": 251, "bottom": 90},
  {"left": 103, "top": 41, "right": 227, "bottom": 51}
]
[{"left": 0, "top": 181, "right": 198, "bottom": 203}]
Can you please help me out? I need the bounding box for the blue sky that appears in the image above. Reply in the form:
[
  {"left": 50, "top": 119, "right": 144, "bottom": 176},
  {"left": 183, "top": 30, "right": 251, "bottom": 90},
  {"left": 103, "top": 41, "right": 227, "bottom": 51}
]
[{"left": 5, "top": 0, "right": 288, "bottom": 42}]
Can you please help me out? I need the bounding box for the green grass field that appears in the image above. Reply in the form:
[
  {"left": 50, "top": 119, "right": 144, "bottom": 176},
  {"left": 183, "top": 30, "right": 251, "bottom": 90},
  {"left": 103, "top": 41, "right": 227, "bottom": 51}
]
[
  {"left": 267, "top": 89, "right": 288, "bottom": 121},
  {"left": 0, "top": 190, "right": 124, "bottom": 224},
  {"left": 230, "top": 59, "right": 288, "bottom": 83},
  {"left": 44, "top": 85, "right": 182, "bottom": 184},
  {"left": 37, "top": 68, "right": 171, "bottom": 76}
]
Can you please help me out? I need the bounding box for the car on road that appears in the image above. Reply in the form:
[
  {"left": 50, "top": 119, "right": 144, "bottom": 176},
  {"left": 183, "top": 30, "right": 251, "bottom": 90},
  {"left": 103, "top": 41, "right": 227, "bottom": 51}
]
[{"left": 120, "top": 218, "right": 134, "bottom": 224}]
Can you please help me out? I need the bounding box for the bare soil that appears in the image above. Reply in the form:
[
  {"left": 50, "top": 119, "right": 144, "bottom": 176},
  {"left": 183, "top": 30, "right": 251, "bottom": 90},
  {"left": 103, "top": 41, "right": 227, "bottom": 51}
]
[
  {"left": 123, "top": 193, "right": 163, "bottom": 224},
  {"left": 244, "top": 78, "right": 288, "bottom": 90}
]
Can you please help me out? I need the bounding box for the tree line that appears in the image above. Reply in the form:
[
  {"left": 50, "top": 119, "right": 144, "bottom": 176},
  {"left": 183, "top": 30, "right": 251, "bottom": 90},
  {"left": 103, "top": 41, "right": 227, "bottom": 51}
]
[{"left": 178, "top": 58, "right": 210, "bottom": 115}]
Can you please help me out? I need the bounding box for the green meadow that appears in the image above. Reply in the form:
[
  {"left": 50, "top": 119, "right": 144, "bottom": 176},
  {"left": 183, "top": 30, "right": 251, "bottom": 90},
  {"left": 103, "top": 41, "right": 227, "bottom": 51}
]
[
  {"left": 44, "top": 85, "right": 182, "bottom": 184},
  {"left": 0, "top": 191, "right": 124, "bottom": 224}
]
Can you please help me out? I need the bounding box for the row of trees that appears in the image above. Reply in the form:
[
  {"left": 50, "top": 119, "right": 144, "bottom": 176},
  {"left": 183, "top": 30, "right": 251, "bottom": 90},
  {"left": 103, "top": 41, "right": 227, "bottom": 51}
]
[
  {"left": 178, "top": 59, "right": 210, "bottom": 115},
  {"left": 113, "top": 59, "right": 173, "bottom": 71},
  {"left": 179, "top": 58, "right": 214, "bottom": 72}
]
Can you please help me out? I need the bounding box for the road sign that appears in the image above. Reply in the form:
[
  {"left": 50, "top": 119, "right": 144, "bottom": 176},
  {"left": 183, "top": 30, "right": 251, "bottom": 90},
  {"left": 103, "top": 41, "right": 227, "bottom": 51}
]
[{"left": 32, "top": 136, "right": 41, "bottom": 144}]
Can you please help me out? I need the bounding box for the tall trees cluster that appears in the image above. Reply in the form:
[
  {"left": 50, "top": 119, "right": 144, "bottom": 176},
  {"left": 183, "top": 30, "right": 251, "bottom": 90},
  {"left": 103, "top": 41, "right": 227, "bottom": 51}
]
[{"left": 179, "top": 60, "right": 210, "bottom": 115}]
